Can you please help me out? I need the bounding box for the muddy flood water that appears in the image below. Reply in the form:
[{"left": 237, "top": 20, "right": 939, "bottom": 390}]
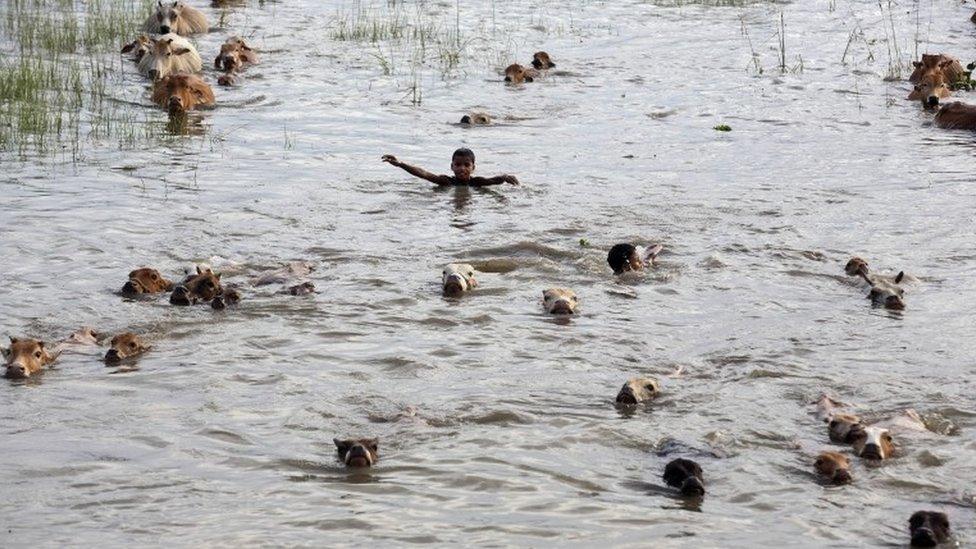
[{"left": 2, "top": 0, "right": 976, "bottom": 546}]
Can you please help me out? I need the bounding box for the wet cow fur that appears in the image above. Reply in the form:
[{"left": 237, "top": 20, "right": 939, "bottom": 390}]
[
  {"left": 152, "top": 73, "right": 215, "bottom": 114},
  {"left": 121, "top": 267, "right": 174, "bottom": 297},
  {"left": 908, "top": 54, "right": 964, "bottom": 85},
  {"left": 909, "top": 511, "right": 950, "bottom": 547},
  {"left": 105, "top": 333, "right": 150, "bottom": 364},
  {"left": 663, "top": 458, "right": 705, "bottom": 497},
  {"left": 144, "top": 1, "right": 209, "bottom": 36},
  {"left": 3, "top": 338, "right": 57, "bottom": 379},
  {"left": 170, "top": 266, "right": 223, "bottom": 305},
  {"left": 935, "top": 101, "right": 976, "bottom": 131},
  {"left": 214, "top": 36, "right": 258, "bottom": 73},
  {"left": 138, "top": 34, "right": 203, "bottom": 80},
  {"left": 334, "top": 438, "right": 378, "bottom": 468}
]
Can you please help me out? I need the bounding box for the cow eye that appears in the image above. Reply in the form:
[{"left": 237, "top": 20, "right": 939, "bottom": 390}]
[
  {"left": 129, "top": 342, "right": 137, "bottom": 348},
  {"left": 645, "top": 384, "right": 656, "bottom": 391},
  {"left": 151, "top": 273, "right": 158, "bottom": 280},
  {"left": 34, "top": 351, "right": 42, "bottom": 358}
]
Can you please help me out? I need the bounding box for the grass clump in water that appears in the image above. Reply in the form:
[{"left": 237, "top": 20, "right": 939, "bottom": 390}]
[{"left": 0, "top": 0, "right": 163, "bottom": 159}]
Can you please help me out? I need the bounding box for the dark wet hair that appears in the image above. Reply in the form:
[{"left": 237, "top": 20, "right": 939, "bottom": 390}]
[
  {"left": 607, "top": 243, "right": 637, "bottom": 274},
  {"left": 452, "top": 148, "right": 475, "bottom": 163}
]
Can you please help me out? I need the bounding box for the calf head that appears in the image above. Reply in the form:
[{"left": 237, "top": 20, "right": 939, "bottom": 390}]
[
  {"left": 910, "top": 54, "right": 963, "bottom": 84},
  {"left": 66, "top": 327, "right": 100, "bottom": 345},
  {"left": 214, "top": 37, "right": 253, "bottom": 72},
  {"left": 542, "top": 288, "right": 578, "bottom": 315},
  {"left": 909, "top": 69, "right": 951, "bottom": 108},
  {"left": 145, "top": 37, "right": 194, "bottom": 81},
  {"left": 828, "top": 413, "right": 865, "bottom": 444},
  {"left": 105, "top": 333, "right": 149, "bottom": 364},
  {"left": 608, "top": 244, "right": 642, "bottom": 274},
  {"left": 121, "top": 34, "right": 152, "bottom": 61},
  {"left": 615, "top": 377, "right": 660, "bottom": 406},
  {"left": 3, "top": 338, "right": 55, "bottom": 379},
  {"left": 866, "top": 272, "right": 906, "bottom": 310},
  {"left": 844, "top": 257, "right": 868, "bottom": 277},
  {"left": 122, "top": 267, "right": 173, "bottom": 296},
  {"left": 663, "top": 458, "right": 705, "bottom": 497},
  {"left": 460, "top": 113, "right": 491, "bottom": 125},
  {"left": 852, "top": 426, "right": 894, "bottom": 461},
  {"left": 153, "top": 1, "right": 205, "bottom": 35},
  {"left": 152, "top": 73, "right": 215, "bottom": 114},
  {"left": 504, "top": 63, "right": 533, "bottom": 83},
  {"left": 442, "top": 263, "right": 477, "bottom": 296},
  {"left": 909, "top": 511, "right": 950, "bottom": 547},
  {"left": 171, "top": 266, "right": 223, "bottom": 305},
  {"left": 814, "top": 451, "right": 852, "bottom": 485},
  {"left": 334, "top": 438, "right": 378, "bottom": 468},
  {"left": 531, "top": 51, "right": 555, "bottom": 70},
  {"left": 211, "top": 288, "right": 241, "bottom": 310}
]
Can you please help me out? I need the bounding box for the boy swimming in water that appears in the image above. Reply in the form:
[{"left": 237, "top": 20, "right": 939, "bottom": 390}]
[
  {"left": 607, "top": 243, "right": 664, "bottom": 275},
  {"left": 381, "top": 148, "right": 520, "bottom": 187}
]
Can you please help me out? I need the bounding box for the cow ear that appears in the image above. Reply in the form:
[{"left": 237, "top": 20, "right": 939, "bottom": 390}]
[
  {"left": 333, "top": 439, "right": 348, "bottom": 451},
  {"left": 913, "top": 61, "right": 922, "bottom": 68},
  {"left": 216, "top": 273, "right": 222, "bottom": 280},
  {"left": 895, "top": 271, "right": 905, "bottom": 284},
  {"left": 164, "top": 38, "right": 173, "bottom": 45},
  {"left": 9, "top": 336, "right": 18, "bottom": 344},
  {"left": 121, "top": 42, "right": 135, "bottom": 53},
  {"left": 37, "top": 341, "right": 45, "bottom": 349},
  {"left": 173, "top": 48, "right": 191, "bottom": 56}
]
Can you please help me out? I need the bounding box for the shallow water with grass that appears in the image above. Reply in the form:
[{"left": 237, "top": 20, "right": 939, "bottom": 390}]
[{"left": 2, "top": 0, "right": 976, "bottom": 546}]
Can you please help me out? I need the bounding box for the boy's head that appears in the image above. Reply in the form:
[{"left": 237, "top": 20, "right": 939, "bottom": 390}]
[
  {"left": 608, "top": 243, "right": 640, "bottom": 274},
  {"left": 451, "top": 148, "right": 476, "bottom": 181}
]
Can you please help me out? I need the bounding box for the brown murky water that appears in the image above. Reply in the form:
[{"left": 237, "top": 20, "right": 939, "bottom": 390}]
[{"left": 2, "top": 0, "right": 976, "bottom": 546}]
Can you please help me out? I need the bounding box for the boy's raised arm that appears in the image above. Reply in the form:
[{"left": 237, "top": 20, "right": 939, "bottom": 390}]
[
  {"left": 381, "top": 155, "right": 452, "bottom": 186},
  {"left": 470, "top": 174, "right": 520, "bottom": 187}
]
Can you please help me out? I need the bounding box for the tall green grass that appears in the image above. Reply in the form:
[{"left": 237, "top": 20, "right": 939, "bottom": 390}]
[{"left": 0, "top": 0, "right": 155, "bottom": 158}]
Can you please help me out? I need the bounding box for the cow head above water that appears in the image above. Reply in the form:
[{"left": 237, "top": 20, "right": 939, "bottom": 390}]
[
  {"left": 851, "top": 426, "right": 894, "bottom": 461},
  {"left": 3, "top": 338, "right": 56, "bottom": 379},
  {"left": 105, "top": 333, "right": 150, "bottom": 364},
  {"left": 615, "top": 377, "right": 660, "bottom": 406},
  {"left": 908, "top": 68, "right": 951, "bottom": 108},
  {"left": 334, "top": 438, "right": 378, "bottom": 468}
]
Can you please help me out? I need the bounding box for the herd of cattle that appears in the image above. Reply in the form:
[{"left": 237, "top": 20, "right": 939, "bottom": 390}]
[
  {"left": 3, "top": 1, "right": 974, "bottom": 546},
  {"left": 908, "top": 49, "right": 976, "bottom": 129},
  {"left": 120, "top": 1, "right": 257, "bottom": 115}
]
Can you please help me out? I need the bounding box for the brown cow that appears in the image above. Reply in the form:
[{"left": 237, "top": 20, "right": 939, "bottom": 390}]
[
  {"left": 3, "top": 338, "right": 57, "bottom": 379},
  {"left": 152, "top": 73, "right": 215, "bottom": 115},
  {"left": 121, "top": 267, "right": 174, "bottom": 296},
  {"left": 138, "top": 34, "right": 203, "bottom": 80},
  {"left": 334, "top": 438, "right": 379, "bottom": 468},
  {"left": 170, "top": 266, "right": 223, "bottom": 305},
  {"left": 531, "top": 51, "right": 556, "bottom": 70},
  {"left": 144, "top": 1, "right": 209, "bottom": 36},
  {"left": 504, "top": 63, "right": 538, "bottom": 84},
  {"left": 105, "top": 333, "right": 150, "bottom": 364},
  {"left": 908, "top": 69, "right": 951, "bottom": 108},
  {"left": 934, "top": 101, "right": 976, "bottom": 130},
  {"left": 121, "top": 34, "right": 152, "bottom": 62},
  {"left": 909, "top": 54, "right": 965, "bottom": 84},
  {"left": 814, "top": 451, "right": 852, "bottom": 485},
  {"left": 214, "top": 36, "right": 258, "bottom": 73}
]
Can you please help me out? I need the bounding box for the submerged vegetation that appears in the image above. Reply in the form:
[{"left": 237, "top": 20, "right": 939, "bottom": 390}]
[{"left": 0, "top": 0, "right": 154, "bottom": 158}]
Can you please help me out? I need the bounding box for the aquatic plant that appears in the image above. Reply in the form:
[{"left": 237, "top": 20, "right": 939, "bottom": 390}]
[{"left": 0, "top": 0, "right": 158, "bottom": 158}]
